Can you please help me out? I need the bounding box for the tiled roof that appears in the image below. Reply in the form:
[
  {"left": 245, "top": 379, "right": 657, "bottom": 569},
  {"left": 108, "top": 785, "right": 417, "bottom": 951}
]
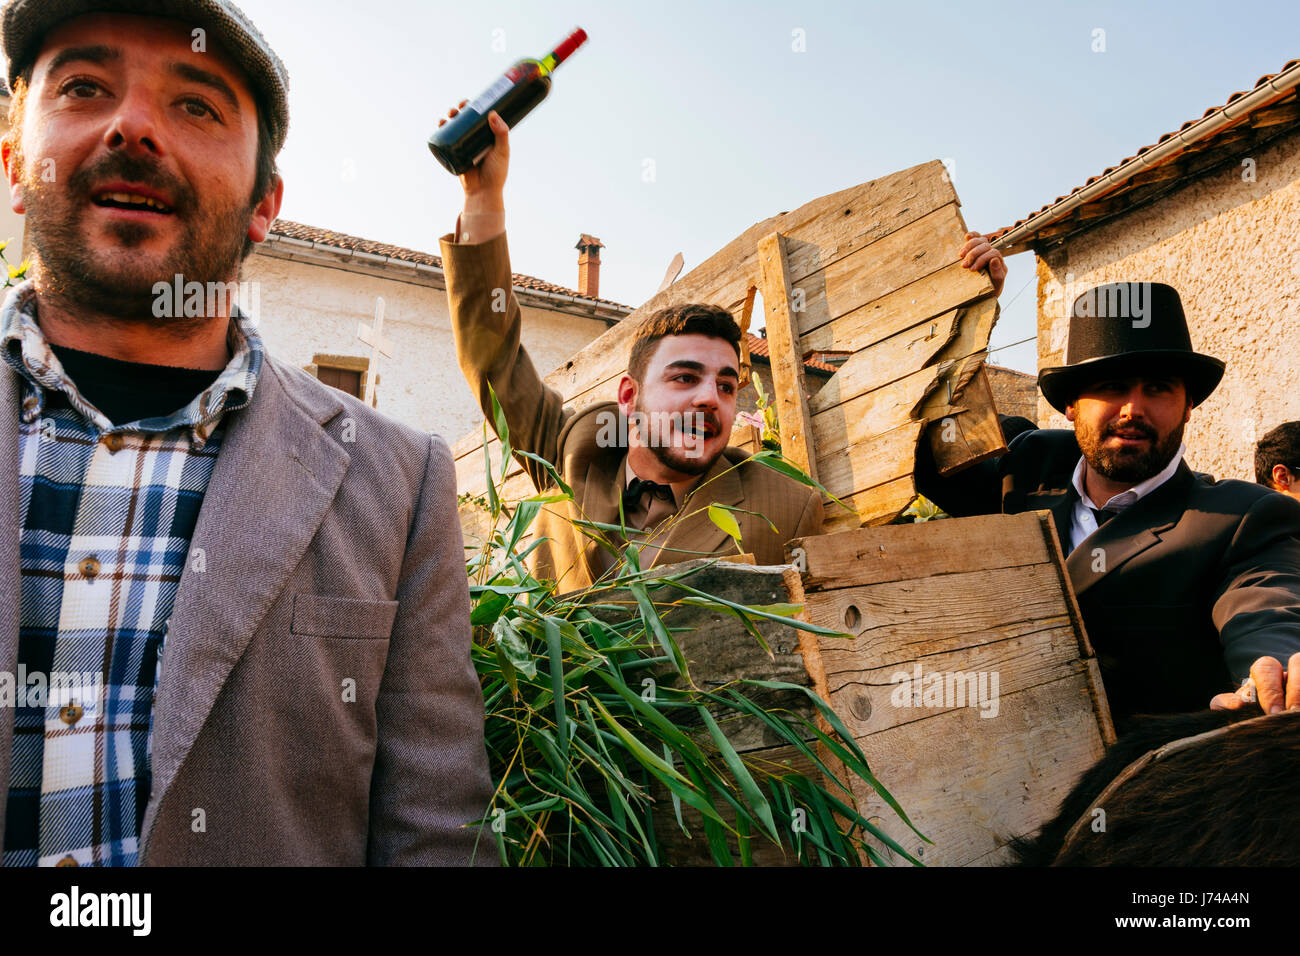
[
  {"left": 267, "top": 219, "right": 632, "bottom": 310},
  {"left": 746, "top": 333, "right": 837, "bottom": 374},
  {"left": 993, "top": 58, "right": 1300, "bottom": 251}
]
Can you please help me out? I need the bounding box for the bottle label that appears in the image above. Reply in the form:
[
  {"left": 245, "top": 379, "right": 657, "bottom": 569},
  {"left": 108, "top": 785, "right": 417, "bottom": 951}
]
[{"left": 469, "top": 72, "right": 515, "bottom": 114}]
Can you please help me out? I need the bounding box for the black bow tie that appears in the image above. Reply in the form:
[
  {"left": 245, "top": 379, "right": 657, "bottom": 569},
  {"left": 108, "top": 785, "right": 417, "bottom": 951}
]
[{"left": 623, "top": 476, "right": 675, "bottom": 513}]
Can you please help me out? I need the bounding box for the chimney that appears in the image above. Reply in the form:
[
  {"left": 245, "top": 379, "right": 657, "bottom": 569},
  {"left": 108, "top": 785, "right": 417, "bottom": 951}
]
[{"left": 576, "top": 234, "right": 604, "bottom": 299}]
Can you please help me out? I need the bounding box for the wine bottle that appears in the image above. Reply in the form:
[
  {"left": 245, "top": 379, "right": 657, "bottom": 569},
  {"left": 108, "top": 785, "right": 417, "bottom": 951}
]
[{"left": 428, "top": 27, "right": 588, "bottom": 175}]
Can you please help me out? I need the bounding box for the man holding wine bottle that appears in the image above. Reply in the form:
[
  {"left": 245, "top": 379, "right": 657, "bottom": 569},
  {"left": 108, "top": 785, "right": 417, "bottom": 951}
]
[{"left": 439, "top": 106, "right": 1007, "bottom": 591}]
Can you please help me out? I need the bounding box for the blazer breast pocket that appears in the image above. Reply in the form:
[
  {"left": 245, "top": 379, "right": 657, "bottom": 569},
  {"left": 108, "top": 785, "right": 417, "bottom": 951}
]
[{"left": 290, "top": 593, "right": 399, "bottom": 640}]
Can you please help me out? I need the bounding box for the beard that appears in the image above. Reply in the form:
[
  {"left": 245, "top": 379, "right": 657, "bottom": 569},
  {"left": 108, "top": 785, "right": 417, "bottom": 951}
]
[
  {"left": 17, "top": 146, "right": 254, "bottom": 329},
  {"left": 1076, "top": 415, "right": 1185, "bottom": 484},
  {"left": 632, "top": 397, "right": 726, "bottom": 477}
]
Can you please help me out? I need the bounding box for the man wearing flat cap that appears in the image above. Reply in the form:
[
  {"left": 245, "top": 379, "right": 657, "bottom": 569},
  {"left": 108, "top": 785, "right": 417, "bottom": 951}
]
[
  {"left": 0, "top": 0, "right": 493, "bottom": 865},
  {"left": 920, "top": 282, "right": 1300, "bottom": 721}
]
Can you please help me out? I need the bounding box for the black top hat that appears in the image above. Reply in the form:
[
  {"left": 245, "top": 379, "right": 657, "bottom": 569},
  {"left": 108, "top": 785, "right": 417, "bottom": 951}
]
[{"left": 1038, "top": 282, "right": 1225, "bottom": 414}]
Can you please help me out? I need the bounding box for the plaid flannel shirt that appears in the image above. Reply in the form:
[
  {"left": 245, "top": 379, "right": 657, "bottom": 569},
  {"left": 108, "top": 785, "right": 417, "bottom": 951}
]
[{"left": 1, "top": 281, "right": 262, "bottom": 867}]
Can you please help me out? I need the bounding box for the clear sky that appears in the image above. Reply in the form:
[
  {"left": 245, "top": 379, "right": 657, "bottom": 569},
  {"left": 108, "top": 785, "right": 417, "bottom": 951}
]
[{"left": 233, "top": 0, "right": 1299, "bottom": 373}]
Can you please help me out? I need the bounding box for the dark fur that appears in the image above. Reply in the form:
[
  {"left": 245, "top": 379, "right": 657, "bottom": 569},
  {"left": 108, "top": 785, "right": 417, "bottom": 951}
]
[{"left": 1013, "top": 706, "right": 1300, "bottom": 866}]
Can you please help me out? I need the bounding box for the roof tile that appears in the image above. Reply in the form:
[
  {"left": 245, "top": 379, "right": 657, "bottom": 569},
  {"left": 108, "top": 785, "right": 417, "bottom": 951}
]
[
  {"left": 267, "top": 219, "right": 631, "bottom": 309},
  {"left": 993, "top": 58, "right": 1300, "bottom": 244}
]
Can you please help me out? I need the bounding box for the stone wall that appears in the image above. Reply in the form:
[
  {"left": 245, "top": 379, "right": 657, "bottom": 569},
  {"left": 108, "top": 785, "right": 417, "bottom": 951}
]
[
  {"left": 1033, "top": 125, "right": 1300, "bottom": 481},
  {"left": 986, "top": 364, "right": 1039, "bottom": 425}
]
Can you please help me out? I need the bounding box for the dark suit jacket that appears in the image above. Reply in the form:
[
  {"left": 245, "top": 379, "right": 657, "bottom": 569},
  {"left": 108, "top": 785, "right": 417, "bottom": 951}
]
[
  {"left": 920, "top": 428, "right": 1300, "bottom": 718},
  {"left": 440, "top": 231, "right": 824, "bottom": 593},
  {"left": 0, "top": 354, "right": 495, "bottom": 864}
]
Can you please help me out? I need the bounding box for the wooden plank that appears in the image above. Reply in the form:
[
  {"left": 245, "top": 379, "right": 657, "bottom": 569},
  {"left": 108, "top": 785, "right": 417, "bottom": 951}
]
[
  {"left": 822, "top": 477, "right": 919, "bottom": 533},
  {"left": 814, "top": 421, "right": 925, "bottom": 504},
  {"left": 810, "top": 366, "right": 938, "bottom": 468},
  {"left": 845, "top": 674, "right": 1108, "bottom": 866},
  {"left": 803, "top": 563, "right": 1074, "bottom": 657},
  {"left": 792, "top": 204, "right": 987, "bottom": 341},
  {"left": 790, "top": 513, "right": 1112, "bottom": 865},
  {"left": 757, "top": 232, "right": 818, "bottom": 480},
  {"left": 924, "top": 366, "right": 1008, "bottom": 476},
  {"left": 799, "top": 261, "right": 990, "bottom": 356},
  {"left": 657, "top": 252, "right": 685, "bottom": 293},
  {"left": 919, "top": 297, "right": 1000, "bottom": 414},
  {"left": 822, "top": 624, "right": 1093, "bottom": 733},
  {"left": 807, "top": 309, "right": 961, "bottom": 415},
  {"left": 913, "top": 296, "right": 1003, "bottom": 475},
  {"left": 789, "top": 512, "right": 1052, "bottom": 590}
]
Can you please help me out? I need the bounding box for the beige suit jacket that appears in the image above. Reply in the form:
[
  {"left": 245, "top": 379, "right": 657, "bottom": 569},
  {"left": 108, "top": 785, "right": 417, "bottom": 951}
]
[
  {"left": 0, "top": 353, "right": 495, "bottom": 865},
  {"left": 440, "top": 231, "right": 824, "bottom": 592}
]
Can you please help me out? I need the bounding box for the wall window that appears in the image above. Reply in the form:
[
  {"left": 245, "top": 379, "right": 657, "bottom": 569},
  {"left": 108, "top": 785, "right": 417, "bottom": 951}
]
[{"left": 304, "top": 354, "right": 374, "bottom": 402}]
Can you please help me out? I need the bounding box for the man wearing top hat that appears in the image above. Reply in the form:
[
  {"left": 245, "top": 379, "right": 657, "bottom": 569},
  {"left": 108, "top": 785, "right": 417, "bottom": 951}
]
[{"left": 919, "top": 281, "right": 1300, "bottom": 721}]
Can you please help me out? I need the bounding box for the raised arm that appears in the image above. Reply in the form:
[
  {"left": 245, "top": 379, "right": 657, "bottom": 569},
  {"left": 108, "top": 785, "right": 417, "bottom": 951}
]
[{"left": 437, "top": 106, "right": 572, "bottom": 489}]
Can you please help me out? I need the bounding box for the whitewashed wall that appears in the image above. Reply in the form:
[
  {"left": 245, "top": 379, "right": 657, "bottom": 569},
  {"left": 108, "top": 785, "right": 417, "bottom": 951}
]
[{"left": 244, "top": 253, "right": 613, "bottom": 441}]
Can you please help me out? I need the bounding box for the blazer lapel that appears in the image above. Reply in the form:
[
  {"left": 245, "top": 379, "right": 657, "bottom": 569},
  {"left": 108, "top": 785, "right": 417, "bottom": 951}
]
[
  {"left": 0, "top": 368, "right": 21, "bottom": 835},
  {"left": 574, "top": 451, "right": 626, "bottom": 584},
  {"left": 140, "top": 361, "right": 349, "bottom": 858},
  {"left": 1065, "top": 463, "right": 1192, "bottom": 597}
]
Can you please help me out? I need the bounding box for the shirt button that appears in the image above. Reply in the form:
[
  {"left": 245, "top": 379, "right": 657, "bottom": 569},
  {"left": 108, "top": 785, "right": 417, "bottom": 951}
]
[
  {"left": 56, "top": 855, "right": 79, "bottom": 868},
  {"left": 78, "top": 556, "right": 101, "bottom": 579},
  {"left": 60, "top": 703, "right": 83, "bottom": 726},
  {"left": 103, "top": 433, "right": 124, "bottom": 453}
]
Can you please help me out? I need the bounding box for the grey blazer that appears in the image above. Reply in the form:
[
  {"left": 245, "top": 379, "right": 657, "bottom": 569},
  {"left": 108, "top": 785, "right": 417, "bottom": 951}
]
[{"left": 0, "top": 354, "right": 495, "bottom": 865}]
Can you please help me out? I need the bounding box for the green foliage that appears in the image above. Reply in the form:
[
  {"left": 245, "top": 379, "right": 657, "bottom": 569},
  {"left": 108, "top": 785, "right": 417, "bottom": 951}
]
[{"left": 465, "top": 389, "right": 924, "bottom": 866}]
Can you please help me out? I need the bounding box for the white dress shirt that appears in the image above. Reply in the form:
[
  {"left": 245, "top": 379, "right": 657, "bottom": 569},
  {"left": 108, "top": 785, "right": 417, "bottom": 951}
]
[{"left": 1067, "top": 442, "right": 1186, "bottom": 553}]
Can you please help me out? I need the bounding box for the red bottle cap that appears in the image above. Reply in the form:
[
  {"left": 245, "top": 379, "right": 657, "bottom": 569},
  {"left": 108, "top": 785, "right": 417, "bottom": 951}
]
[{"left": 552, "top": 27, "right": 588, "bottom": 65}]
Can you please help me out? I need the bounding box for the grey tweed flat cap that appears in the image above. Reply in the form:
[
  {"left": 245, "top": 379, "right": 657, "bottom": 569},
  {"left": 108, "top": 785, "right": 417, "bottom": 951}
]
[{"left": 1, "top": 0, "right": 289, "bottom": 152}]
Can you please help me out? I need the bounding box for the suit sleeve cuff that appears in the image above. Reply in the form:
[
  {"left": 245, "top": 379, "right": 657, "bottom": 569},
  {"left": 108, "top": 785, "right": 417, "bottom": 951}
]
[{"left": 438, "top": 228, "right": 511, "bottom": 279}]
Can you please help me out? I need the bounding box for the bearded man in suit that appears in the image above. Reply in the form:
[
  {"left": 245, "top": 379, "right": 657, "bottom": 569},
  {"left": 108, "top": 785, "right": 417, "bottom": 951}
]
[{"left": 918, "top": 280, "right": 1300, "bottom": 721}]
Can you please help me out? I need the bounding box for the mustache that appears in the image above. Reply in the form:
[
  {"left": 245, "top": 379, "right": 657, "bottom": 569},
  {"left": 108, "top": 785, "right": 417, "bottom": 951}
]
[
  {"left": 683, "top": 411, "right": 721, "bottom": 433},
  {"left": 1104, "top": 421, "right": 1157, "bottom": 440},
  {"left": 64, "top": 154, "right": 194, "bottom": 213}
]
